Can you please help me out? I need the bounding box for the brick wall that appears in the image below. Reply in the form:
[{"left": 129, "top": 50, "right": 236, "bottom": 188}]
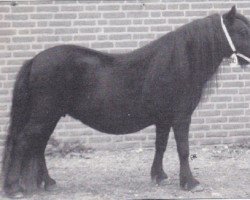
[{"left": 0, "top": 0, "right": 250, "bottom": 151}]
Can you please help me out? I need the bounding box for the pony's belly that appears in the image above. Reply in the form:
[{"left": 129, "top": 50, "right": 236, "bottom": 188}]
[
  {"left": 70, "top": 111, "right": 152, "bottom": 134},
  {"left": 85, "top": 120, "right": 152, "bottom": 134}
]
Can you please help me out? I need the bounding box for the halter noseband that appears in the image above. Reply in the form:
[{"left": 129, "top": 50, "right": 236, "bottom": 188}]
[{"left": 220, "top": 16, "right": 250, "bottom": 66}]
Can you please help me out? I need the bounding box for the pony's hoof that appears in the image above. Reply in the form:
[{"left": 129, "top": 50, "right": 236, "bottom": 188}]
[
  {"left": 151, "top": 171, "right": 168, "bottom": 185},
  {"left": 45, "top": 182, "right": 57, "bottom": 192},
  {"left": 181, "top": 178, "right": 200, "bottom": 191},
  {"left": 44, "top": 177, "right": 57, "bottom": 192},
  {"left": 190, "top": 184, "right": 204, "bottom": 192},
  {"left": 7, "top": 192, "right": 25, "bottom": 199}
]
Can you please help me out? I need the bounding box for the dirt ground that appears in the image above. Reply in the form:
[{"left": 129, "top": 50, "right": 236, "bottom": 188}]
[{"left": 1, "top": 143, "right": 250, "bottom": 199}]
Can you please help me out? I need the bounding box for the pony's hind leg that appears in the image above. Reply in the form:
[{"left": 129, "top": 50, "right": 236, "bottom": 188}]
[
  {"left": 37, "top": 136, "right": 58, "bottom": 191},
  {"left": 20, "top": 114, "right": 61, "bottom": 194},
  {"left": 151, "top": 122, "right": 171, "bottom": 184},
  {"left": 7, "top": 119, "right": 59, "bottom": 195},
  {"left": 4, "top": 94, "right": 62, "bottom": 196}
]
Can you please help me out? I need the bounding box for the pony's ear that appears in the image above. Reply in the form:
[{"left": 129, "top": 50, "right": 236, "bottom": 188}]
[{"left": 224, "top": 6, "right": 236, "bottom": 24}]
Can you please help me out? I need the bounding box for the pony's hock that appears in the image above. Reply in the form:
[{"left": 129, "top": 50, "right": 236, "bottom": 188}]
[{"left": 2, "top": 6, "right": 250, "bottom": 198}]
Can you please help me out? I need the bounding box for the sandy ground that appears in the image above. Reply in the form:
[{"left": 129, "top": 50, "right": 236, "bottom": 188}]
[{"left": 0, "top": 144, "right": 249, "bottom": 199}]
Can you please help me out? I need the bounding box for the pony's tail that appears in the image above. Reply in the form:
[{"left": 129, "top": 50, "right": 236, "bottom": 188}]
[{"left": 1, "top": 59, "right": 33, "bottom": 186}]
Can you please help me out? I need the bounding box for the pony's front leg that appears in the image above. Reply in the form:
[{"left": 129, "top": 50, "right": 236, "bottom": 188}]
[
  {"left": 173, "top": 117, "right": 199, "bottom": 190},
  {"left": 151, "top": 122, "right": 171, "bottom": 184}
]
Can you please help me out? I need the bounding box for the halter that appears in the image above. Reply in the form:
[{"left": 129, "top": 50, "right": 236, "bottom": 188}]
[{"left": 220, "top": 16, "right": 250, "bottom": 67}]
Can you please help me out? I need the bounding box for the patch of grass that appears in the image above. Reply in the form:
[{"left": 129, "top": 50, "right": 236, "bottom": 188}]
[
  {"left": 46, "top": 137, "right": 94, "bottom": 158},
  {"left": 229, "top": 142, "right": 250, "bottom": 149}
]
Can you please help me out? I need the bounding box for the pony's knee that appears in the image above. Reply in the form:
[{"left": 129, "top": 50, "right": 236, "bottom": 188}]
[{"left": 155, "top": 143, "right": 166, "bottom": 153}]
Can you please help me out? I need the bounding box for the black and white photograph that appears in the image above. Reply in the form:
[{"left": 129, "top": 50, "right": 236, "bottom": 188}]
[{"left": 0, "top": 0, "right": 249, "bottom": 199}]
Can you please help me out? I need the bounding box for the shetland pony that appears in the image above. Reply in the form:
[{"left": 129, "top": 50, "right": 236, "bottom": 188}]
[{"left": 2, "top": 6, "right": 250, "bottom": 198}]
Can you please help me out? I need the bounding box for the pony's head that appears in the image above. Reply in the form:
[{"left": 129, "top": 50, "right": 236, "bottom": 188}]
[{"left": 222, "top": 6, "right": 250, "bottom": 66}]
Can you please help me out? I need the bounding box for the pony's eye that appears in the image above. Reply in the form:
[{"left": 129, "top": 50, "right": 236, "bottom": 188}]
[{"left": 239, "top": 28, "right": 248, "bottom": 36}]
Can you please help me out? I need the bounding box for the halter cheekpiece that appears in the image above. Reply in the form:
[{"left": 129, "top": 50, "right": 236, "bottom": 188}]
[{"left": 220, "top": 16, "right": 250, "bottom": 66}]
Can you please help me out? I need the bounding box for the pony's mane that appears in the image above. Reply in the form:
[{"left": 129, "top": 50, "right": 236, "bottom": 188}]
[
  {"left": 172, "top": 14, "right": 224, "bottom": 102},
  {"left": 180, "top": 14, "right": 223, "bottom": 70},
  {"left": 117, "top": 14, "right": 223, "bottom": 68},
  {"left": 86, "top": 12, "right": 249, "bottom": 69}
]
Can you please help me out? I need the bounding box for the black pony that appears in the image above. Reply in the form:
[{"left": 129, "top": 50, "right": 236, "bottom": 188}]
[{"left": 2, "top": 6, "right": 250, "bottom": 198}]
